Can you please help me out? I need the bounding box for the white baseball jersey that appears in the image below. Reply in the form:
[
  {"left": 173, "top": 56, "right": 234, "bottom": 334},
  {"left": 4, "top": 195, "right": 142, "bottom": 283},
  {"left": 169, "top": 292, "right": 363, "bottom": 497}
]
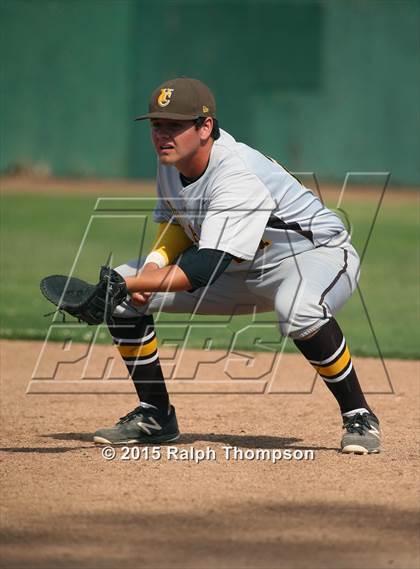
[{"left": 153, "top": 129, "right": 349, "bottom": 273}]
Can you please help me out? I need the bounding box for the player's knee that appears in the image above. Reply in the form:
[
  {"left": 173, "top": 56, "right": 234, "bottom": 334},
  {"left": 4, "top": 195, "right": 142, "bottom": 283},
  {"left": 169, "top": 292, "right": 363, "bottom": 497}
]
[
  {"left": 113, "top": 258, "right": 146, "bottom": 279},
  {"left": 112, "top": 258, "right": 148, "bottom": 318},
  {"left": 276, "top": 298, "right": 328, "bottom": 339}
]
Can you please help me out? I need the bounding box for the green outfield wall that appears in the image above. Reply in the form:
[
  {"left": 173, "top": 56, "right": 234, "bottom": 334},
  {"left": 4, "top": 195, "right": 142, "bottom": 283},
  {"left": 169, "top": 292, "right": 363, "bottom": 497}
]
[{"left": 1, "top": 0, "right": 419, "bottom": 184}]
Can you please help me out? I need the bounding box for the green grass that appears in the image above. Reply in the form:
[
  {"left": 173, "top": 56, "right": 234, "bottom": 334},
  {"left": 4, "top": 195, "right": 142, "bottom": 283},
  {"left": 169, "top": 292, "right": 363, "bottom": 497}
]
[{"left": 1, "top": 192, "right": 418, "bottom": 359}]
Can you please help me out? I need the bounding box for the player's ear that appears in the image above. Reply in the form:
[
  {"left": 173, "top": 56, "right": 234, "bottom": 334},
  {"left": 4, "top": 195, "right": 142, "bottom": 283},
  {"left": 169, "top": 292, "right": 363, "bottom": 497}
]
[{"left": 198, "top": 117, "right": 213, "bottom": 142}]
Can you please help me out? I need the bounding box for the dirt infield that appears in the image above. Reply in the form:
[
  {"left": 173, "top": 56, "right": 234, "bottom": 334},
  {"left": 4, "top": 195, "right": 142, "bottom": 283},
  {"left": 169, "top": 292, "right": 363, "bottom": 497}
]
[{"left": 1, "top": 339, "right": 419, "bottom": 569}]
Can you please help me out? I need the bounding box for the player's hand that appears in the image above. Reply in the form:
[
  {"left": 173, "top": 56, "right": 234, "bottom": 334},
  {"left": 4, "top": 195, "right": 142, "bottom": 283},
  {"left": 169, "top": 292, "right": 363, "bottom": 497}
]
[{"left": 131, "top": 291, "right": 152, "bottom": 306}]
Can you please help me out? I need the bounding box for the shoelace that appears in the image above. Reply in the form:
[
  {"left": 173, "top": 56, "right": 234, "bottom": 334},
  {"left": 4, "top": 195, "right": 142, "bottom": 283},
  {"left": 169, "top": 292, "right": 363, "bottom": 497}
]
[
  {"left": 117, "top": 406, "right": 144, "bottom": 424},
  {"left": 344, "top": 413, "right": 373, "bottom": 435}
]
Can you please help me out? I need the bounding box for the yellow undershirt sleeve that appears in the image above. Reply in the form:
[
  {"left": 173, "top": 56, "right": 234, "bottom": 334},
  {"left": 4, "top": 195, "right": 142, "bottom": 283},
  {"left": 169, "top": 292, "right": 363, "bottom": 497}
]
[{"left": 150, "top": 222, "right": 193, "bottom": 265}]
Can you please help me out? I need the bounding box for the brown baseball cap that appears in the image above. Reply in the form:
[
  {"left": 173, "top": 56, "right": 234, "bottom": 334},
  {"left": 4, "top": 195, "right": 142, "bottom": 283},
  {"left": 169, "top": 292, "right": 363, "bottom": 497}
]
[{"left": 135, "top": 77, "right": 216, "bottom": 121}]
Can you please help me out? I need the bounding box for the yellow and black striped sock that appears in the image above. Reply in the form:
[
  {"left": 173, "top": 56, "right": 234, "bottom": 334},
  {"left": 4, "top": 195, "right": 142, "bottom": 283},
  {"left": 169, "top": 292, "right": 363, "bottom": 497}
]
[
  {"left": 294, "top": 318, "right": 371, "bottom": 414},
  {"left": 108, "top": 315, "right": 169, "bottom": 414}
]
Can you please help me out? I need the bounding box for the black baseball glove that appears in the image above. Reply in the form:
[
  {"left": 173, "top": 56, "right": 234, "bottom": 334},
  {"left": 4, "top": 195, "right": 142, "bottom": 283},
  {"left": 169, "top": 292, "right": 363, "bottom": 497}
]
[{"left": 40, "top": 266, "right": 128, "bottom": 325}]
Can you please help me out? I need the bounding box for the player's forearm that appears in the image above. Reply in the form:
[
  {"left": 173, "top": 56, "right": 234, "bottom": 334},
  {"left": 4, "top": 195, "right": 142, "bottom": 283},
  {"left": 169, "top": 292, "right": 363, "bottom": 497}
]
[
  {"left": 125, "top": 265, "right": 192, "bottom": 293},
  {"left": 141, "top": 261, "right": 160, "bottom": 272}
]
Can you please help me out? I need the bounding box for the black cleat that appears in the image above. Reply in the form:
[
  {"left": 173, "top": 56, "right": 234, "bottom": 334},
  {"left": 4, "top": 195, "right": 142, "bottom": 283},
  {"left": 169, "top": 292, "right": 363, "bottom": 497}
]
[{"left": 93, "top": 405, "right": 180, "bottom": 445}]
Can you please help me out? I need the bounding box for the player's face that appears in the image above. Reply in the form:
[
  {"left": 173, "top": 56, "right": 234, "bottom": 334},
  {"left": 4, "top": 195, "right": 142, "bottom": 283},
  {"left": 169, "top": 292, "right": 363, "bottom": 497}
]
[{"left": 150, "top": 119, "right": 206, "bottom": 167}]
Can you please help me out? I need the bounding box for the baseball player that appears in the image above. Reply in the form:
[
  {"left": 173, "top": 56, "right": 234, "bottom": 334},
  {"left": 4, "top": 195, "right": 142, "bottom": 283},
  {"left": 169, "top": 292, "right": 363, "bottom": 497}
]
[{"left": 93, "top": 77, "right": 381, "bottom": 454}]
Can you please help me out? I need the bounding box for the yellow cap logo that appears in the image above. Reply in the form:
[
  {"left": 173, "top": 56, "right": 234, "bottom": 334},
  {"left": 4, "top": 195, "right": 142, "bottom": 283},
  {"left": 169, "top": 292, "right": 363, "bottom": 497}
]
[
  {"left": 202, "top": 105, "right": 209, "bottom": 113},
  {"left": 157, "top": 88, "right": 174, "bottom": 107}
]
